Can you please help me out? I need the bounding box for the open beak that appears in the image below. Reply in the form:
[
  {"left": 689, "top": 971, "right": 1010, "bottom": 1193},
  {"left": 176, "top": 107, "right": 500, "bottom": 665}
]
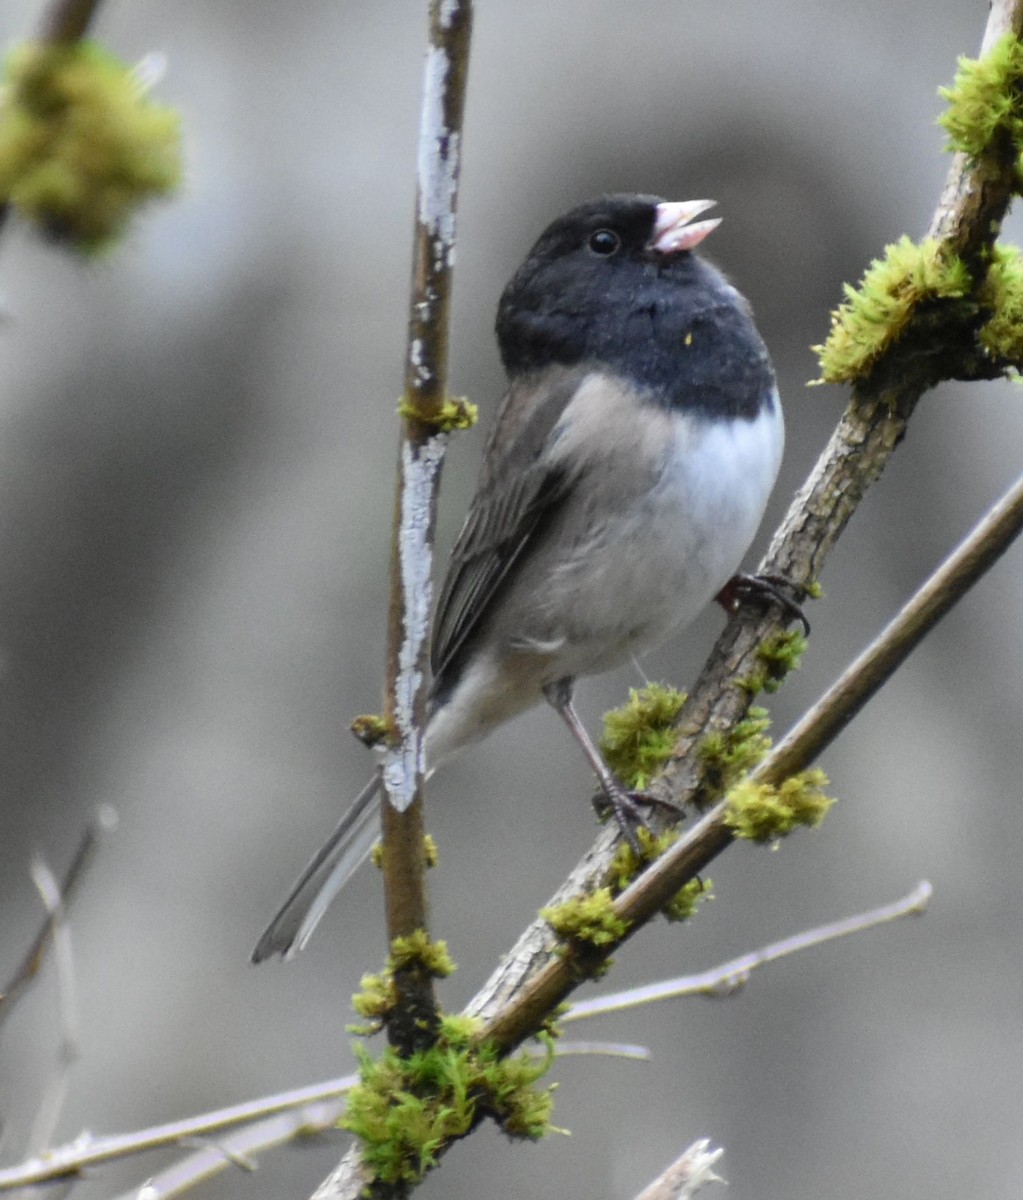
[{"left": 650, "top": 199, "right": 720, "bottom": 255}]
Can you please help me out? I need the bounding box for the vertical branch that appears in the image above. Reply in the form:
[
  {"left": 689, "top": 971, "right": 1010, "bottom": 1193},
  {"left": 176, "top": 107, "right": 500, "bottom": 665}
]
[
  {"left": 40, "top": 0, "right": 104, "bottom": 43},
  {"left": 379, "top": 0, "right": 473, "bottom": 1053}
]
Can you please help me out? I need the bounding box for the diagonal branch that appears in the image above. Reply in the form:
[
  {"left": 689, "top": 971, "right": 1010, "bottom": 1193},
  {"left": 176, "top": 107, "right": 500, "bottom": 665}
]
[
  {"left": 461, "top": 0, "right": 1023, "bottom": 1045},
  {"left": 478, "top": 467, "right": 1023, "bottom": 1048}
]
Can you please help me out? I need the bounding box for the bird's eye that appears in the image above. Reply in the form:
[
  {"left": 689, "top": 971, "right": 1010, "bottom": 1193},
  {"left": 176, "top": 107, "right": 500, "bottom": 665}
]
[{"left": 588, "top": 228, "right": 621, "bottom": 256}]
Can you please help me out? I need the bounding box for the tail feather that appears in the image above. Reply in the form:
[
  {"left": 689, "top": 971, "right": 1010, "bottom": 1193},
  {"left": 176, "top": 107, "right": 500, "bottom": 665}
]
[{"left": 251, "top": 771, "right": 383, "bottom": 962}]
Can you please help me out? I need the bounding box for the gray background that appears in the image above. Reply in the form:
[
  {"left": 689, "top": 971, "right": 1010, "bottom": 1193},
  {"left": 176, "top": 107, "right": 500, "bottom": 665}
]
[{"left": 2, "top": 2, "right": 1022, "bottom": 1198}]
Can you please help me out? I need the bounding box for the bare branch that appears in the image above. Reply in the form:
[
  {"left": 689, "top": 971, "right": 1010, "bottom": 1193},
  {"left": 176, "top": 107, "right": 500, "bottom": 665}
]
[
  {"left": 0, "top": 807, "right": 115, "bottom": 1028},
  {"left": 377, "top": 0, "right": 474, "bottom": 1053},
  {"left": 565, "top": 881, "right": 932, "bottom": 1019},
  {"left": 633, "top": 1140, "right": 725, "bottom": 1200},
  {"left": 0, "top": 1076, "right": 357, "bottom": 1190}
]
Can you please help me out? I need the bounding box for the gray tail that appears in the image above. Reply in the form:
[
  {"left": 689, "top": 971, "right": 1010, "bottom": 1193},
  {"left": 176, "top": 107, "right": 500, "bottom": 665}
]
[{"left": 251, "top": 771, "right": 383, "bottom": 962}]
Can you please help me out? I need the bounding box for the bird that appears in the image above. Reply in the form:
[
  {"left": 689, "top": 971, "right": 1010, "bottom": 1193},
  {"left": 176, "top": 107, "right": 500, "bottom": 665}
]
[{"left": 252, "top": 192, "right": 785, "bottom": 962}]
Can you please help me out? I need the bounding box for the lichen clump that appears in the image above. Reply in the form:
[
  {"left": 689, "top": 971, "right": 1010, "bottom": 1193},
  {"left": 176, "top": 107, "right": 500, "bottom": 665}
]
[
  {"left": 723, "top": 770, "right": 834, "bottom": 843},
  {"left": 814, "top": 238, "right": 971, "bottom": 385},
  {"left": 599, "top": 683, "right": 687, "bottom": 790},
  {"left": 398, "top": 393, "right": 479, "bottom": 431},
  {"left": 0, "top": 40, "right": 182, "bottom": 252},
  {"left": 938, "top": 33, "right": 1023, "bottom": 158},
  {"left": 542, "top": 887, "right": 630, "bottom": 949}
]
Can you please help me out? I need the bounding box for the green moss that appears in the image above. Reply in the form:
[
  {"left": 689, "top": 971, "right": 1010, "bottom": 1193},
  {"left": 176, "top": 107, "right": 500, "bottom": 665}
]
[
  {"left": 938, "top": 33, "right": 1023, "bottom": 158},
  {"left": 604, "top": 826, "right": 709, "bottom": 923},
  {"left": 662, "top": 876, "right": 713, "bottom": 923},
  {"left": 723, "top": 769, "right": 834, "bottom": 843},
  {"left": 349, "top": 934, "right": 455, "bottom": 1036},
  {"left": 696, "top": 707, "right": 772, "bottom": 806},
  {"left": 390, "top": 930, "right": 455, "bottom": 978},
  {"left": 398, "top": 394, "right": 479, "bottom": 431},
  {"left": 349, "top": 972, "right": 400, "bottom": 1034},
  {"left": 741, "top": 628, "right": 807, "bottom": 695},
  {"left": 599, "top": 684, "right": 687, "bottom": 789},
  {"left": 371, "top": 833, "right": 439, "bottom": 873},
  {"left": 341, "top": 1027, "right": 558, "bottom": 1186},
  {"left": 606, "top": 825, "right": 675, "bottom": 894},
  {"left": 350, "top": 712, "right": 390, "bottom": 747},
  {"left": 814, "top": 237, "right": 972, "bottom": 385},
  {"left": 541, "top": 888, "right": 630, "bottom": 948},
  {"left": 978, "top": 242, "right": 1023, "bottom": 363},
  {"left": 0, "top": 40, "right": 182, "bottom": 252}
]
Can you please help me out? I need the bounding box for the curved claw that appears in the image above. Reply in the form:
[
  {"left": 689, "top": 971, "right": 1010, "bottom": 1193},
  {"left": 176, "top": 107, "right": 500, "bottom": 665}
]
[{"left": 715, "top": 572, "right": 812, "bottom": 636}]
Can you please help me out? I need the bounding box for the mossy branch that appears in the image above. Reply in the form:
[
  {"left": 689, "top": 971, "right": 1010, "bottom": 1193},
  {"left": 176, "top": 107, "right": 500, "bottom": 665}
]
[{"left": 462, "top": 0, "right": 1023, "bottom": 1049}]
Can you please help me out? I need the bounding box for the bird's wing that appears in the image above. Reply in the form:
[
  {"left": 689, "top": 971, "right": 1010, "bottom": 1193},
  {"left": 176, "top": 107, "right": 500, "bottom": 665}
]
[{"left": 431, "top": 367, "right": 586, "bottom": 680}]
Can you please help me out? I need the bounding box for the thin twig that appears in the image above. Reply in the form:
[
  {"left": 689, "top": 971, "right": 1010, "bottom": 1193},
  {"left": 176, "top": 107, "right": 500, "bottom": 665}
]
[
  {"left": 565, "top": 881, "right": 932, "bottom": 1019},
  {"left": 377, "top": 0, "right": 473, "bottom": 1055},
  {"left": 0, "top": 1076, "right": 358, "bottom": 1190},
  {"left": 633, "top": 1140, "right": 725, "bottom": 1200},
  {"left": 21, "top": 857, "right": 81, "bottom": 1158},
  {"left": 0, "top": 1040, "right": 642, "bottom": 1195},
  {"left": 0, "top": 807, "right": 115, "bottom": 1028}
]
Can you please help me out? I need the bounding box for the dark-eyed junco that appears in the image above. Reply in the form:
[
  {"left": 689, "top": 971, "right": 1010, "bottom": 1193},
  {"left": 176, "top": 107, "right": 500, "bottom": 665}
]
[{"left": 252, "top": 193, "right": 784, "bottom": 962}]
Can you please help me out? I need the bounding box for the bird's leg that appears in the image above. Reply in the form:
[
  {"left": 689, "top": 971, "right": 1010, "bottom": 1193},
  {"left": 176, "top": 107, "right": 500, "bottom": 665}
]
[
  {"left": 543, "top": 677, "right": 676, "bottom": 854},
  {"left": 715, "top": 572, "right": 811, "bottom": 635}
]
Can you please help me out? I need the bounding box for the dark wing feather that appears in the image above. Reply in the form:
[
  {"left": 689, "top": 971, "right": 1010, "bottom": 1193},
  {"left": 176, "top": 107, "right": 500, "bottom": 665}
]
[{"left": 431, "top": 367, "right": 586, "bottom": 681}]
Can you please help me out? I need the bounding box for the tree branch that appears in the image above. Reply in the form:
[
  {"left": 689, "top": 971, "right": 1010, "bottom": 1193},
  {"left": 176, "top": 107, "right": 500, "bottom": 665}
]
[
  {"left": 462, "top": 0, "right": 1023, "bottom": 1048},
  {"left": 378, "top": 0, "right": 473, "bottom": 1054},
  {"left": 39, "top": 0, "right": 103, "bottom": 43},
  {"left": 0, "top": 807, "right": 114, "bottom": 1028}
]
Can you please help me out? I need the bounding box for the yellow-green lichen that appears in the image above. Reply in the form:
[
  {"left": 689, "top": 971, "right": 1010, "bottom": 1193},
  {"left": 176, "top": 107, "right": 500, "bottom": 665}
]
[
  {"left": 340, "top": 1022, "right": 558, "bottom": 1186},
  {"left": 723, "top": 769, "right": 834, "bottom": 843},
  {"left": 814, "top": 237, "right": 971, "bottom": 385},
  {"left": 938, "top": 33, "right": 1023, "bottom": 158},
  {"left": 398, "top": 394, "right": 479, "bottom": 432},
  {"left": 422, "top": 833, "right": 439, "bottom": 869},
  {"left": 349, "top": 971, "right": 400, "bottom": 1033},
  {"left": 606, "top": 824, "right": 678, "bottom": 894},
  {"left": 0, "top": 40, "right": 182, "bottom": 252},
  {"left": 371, "top": 833, "right": 439, "bottom": 873},
  {"left": 542, "top": 888, "right": 630, "bottom": 949},
  {"left": 978, "top": 242, "right": 1023, "bottom": 363},
  {"left": 662, "top": 875, "right": 713, "bottom": 923},
  {"left": 600, "top": 684, "right": 687, "bottom": 789},
  {"left": 696, "top": 706, "right": 772, "bottom": 806},
  {"left": 604, "top": 825, "right": 707, "bottom": 922},
  {"left": 389, "top": 930, "right": 455, "bottom": 978},
  {"left": 741, "top": 629, "right": 807, "bottom": 696},
  {"left": 350, "top": 712, "right": 391, "bottom": 747},
  {"left": 349, "top": 933, "right": 455, "bottom": 1036}
]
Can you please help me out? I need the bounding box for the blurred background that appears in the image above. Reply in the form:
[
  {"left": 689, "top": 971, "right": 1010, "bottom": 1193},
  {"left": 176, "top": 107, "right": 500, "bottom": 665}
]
[{"left": 1, "top": 2, "right": 1022, "bottom": 1198}]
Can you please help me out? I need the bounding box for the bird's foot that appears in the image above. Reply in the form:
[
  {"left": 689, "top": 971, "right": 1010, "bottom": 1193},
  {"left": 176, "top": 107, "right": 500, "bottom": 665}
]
[
  {"left": 592, "top": 784, "right": 683, "bottom": 856},
  {"left": 715, "top": 572, "right": 812, "bottom": 636}
]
